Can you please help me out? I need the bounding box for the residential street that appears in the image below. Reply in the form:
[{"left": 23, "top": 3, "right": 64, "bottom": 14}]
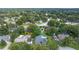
[{"left": 58, "top": 46, "right": 75, "bottom": 50}]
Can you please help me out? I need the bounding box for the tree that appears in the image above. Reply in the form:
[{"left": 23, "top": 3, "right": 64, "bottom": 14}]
[
  {"left": 60, "top": 25, "right": 79, "bottom": 37},
  {"left": 16, "top": 19, "right": 23, "bottom": 25},
  {"left": 10, "top": 32, "right": 19, "bottom": 42},
  {"left": 27, "top": 24, "right": 41, "bottom": 38},
  {"left": 15, "top": 26, "right": 25, "bottom": 35},
  {"left": 45, "top": 27, "right": 58, "bottom": 36},
  {"left": 58, "top": 24, "right": 79, "bottom": 37},
  {"left": 47, "top": 36, "right": 58, "bottom": 50},
  {"left": 48, "top": 19, "right": 60, "bottom": 27},
  {"left": 16, "top": 16, "right": 26, "bottom": 25},
  {"left": 61, "top": 36, "right": 73, "bottom": 46},
  {"left": 0, "top": 25, "right": 9, "bottom": 35},
  {"left": 34, "top": 15, "right": 41, "bottom": 21},
  {"left": 58, "top": 24, "right": 68, "bottom": 33},
  {"left": 0, "top": 40, "right": 6, "bottom": 48},
  {"left": 40, "top": 15, "right": 47, "bottom": 22},
  {"left": 61, "top": 36, "right": 79, "bottom": 49}
]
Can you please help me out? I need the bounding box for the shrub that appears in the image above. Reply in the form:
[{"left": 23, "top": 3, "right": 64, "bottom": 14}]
[
  {"left": 9, "top": 42, "right": 32, "bottom": 50},
  {"left": 32, "top": 44, "right": 49, "bottom": 50},
  {"left": 0, "top": 40, "right": 6, "bottom": 49},
  {"left": 47, "top": 36, "right": 58, "bottom": 50}
]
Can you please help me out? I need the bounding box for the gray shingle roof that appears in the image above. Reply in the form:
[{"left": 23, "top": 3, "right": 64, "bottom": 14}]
[
  {"left": 35, "top": 35, "right": 47, "bottom": 44},
  {"left": 15, "top": 35, "right": 31, "bottom": 42}
]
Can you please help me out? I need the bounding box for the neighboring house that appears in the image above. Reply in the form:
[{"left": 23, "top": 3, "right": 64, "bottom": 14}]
[
  {"left": 35, "top": 35, "right": 47, "bottom": 45},
  {"left": 4, "top": 17, "right": 16, "bottom": 25},
  {"left": 53, "top": 33, "right": 69, "bottom": 41},
  {"left": 57, "top": 33, "right": 69, "bottom": 40},
  {"left": 35, "top": 20, "right": 48, "bottom": 27},
  {"left": 14, "top": 35, "right": 32, "bottom": 44},
  {"left": 0, "top": 35, "right": 10, "bottom": 41}
]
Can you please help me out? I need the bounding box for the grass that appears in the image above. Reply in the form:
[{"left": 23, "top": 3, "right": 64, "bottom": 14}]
[
  {"left": 0, "top": 40, "right": 7, "bottom": 49},
  {"left": 0, "top": 44, "right": 6, "bottom": 49}
]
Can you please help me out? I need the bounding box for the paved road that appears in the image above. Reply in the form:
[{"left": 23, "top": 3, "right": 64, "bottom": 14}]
[
  {"left": 58, "top": 46, "right": 76, "bottom": 50},
  {"left": 65, "top": 22, "right": 79, "bottom": 25}
]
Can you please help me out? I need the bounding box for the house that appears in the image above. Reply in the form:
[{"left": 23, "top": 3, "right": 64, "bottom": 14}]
[
  {"left": 35, "top": 20, "right": 48, "bottom": 27},
  {"left": 57, "top": 33, "right": 69, "bottom": 40},
  {"left": 0, "top": 35, "right": 10, "bottom": 41},
  {"left": 14, "top": 35, "right": 32, "bottom": 44},
  {"left": 53, "top": 33, "right": 69, "bottom": 41},
  {"left": 35, "top": 35, "right": 47, "bottom": 45}
]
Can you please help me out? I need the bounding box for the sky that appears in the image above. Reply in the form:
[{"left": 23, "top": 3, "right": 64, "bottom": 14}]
[{"left": 0, "top": 0, "right": 79, "bottom": 8}]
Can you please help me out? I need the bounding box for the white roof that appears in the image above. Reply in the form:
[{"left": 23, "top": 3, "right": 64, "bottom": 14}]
[
  {"left": 35, "top": 18, "right": 51, "bottom": 27},
  {"left": 65, "top": 22, "right": 79, "bottom": 25},
  {"left": 27, "top": 41, "right": 32, "bottom": 45},
  {"left": 15, "top": 35, "right": 31, "bottom": 42},
  {"left": 57, "top": 18, "right": 61, "bottom": 21}
]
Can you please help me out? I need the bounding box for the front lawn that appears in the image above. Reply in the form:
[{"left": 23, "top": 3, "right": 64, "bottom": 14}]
[{"left": 0, "top": 40, "right": 6, "bottom": 49}]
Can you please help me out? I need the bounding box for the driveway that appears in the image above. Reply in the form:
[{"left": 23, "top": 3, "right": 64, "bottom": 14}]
[
  {"left": 58, "top": 46, "right": 76, "bottom": 50},
  {"left": 3, "top": 41, "right": 11, "bottom": 50}
]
